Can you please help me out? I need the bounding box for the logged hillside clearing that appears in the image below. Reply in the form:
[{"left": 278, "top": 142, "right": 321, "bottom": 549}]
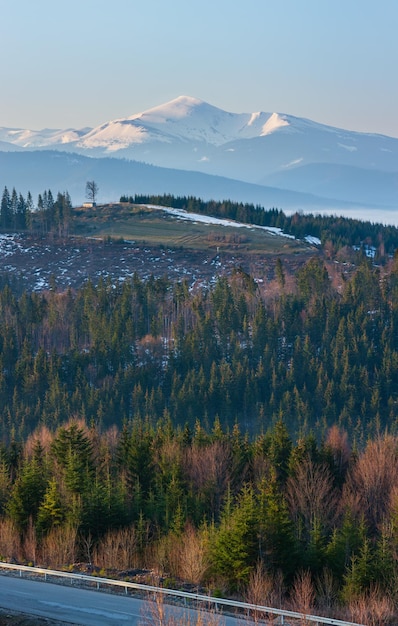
[{"left": 1, "top": 203, "right": 317, "bottom": 293}]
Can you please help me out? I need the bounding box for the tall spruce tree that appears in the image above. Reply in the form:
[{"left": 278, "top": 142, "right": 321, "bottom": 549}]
[{"left": 0, "top": 187, "right": 11, "bottom": 229}]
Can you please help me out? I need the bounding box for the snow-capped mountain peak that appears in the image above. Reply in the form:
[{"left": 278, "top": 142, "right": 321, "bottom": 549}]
[
  {"left": 74, "top": 96, "right": 244, "bottom": 149},
  {"left": 1, "top": 96, "right": 397, "bottom": 214},
  {"left": 130, "top": 95, "right": 206, "bottom": 123},
  {"left": 0, "top": 126, "right": 90, "bottom": 148}
]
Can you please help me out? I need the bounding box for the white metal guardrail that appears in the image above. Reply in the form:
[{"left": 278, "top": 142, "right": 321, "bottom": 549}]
[{"left": 0, "top": 561, "right": 364, "bottom": 626}]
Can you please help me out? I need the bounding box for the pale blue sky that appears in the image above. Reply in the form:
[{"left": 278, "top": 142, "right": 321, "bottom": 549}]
[{"left": 1, "top": 0, "right": 398, "bottom": 136}]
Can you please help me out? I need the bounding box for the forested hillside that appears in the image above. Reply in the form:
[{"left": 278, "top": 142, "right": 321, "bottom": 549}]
[
  {"left": 1, "top": 188, "right": 398, "bottom": 621},
  {"left": 0, "top": 255, "right": 398, "bottom": 442},
  {"left": 1, "top": 412, "right": 398, "bottom": 622},
  {"left": 0, "top": 250, "right": 398, "bottom": 611}
]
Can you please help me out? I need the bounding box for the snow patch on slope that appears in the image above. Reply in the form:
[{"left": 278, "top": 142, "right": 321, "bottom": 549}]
[
  {"left": 338, "top": 143, "right": 358, "bottom": 152},
  {"left": 247, "top": 112, "right": 261, "bottom": 126},
  {"left": 305, "top": 235, "right": 321, "bottom": 245},
  {"left": 145, "top": 205, "right": 296, "bottom": 239},
  {"left": 78, "top": 121, "right": 150, "bottom": 150},
  {"left": 283, "top": 157, "right": 304, "bottom": 168},
  {"left": 261, "top": 112, "right": 290, "bottom": 136}
]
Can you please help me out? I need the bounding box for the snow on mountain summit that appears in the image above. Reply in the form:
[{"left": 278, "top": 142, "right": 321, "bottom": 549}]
[
  {"left": 125, "top": 95, "right": 264, "bottom": 146},
  {"left": 130, "top": 95, "right": 206, "bottom": 123},
  {"left": 75, "top": 96, "right": 288, "bottom": 150},
  {"left": 3, "top": 96, "right": 383, "bottom": 154}
]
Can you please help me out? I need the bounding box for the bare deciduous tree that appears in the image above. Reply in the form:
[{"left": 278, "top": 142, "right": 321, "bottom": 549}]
[
  {"left": 85, "top": 180, "right": 99, "bottom": 204},
  {"left": 343, "top": 435, "right": 398, "bottom": 531},
  {"left": 183, "top": 441, "right": 232, "bottom": 517},
  {"left": 24, "top": 425, "right": 53, "bottom": 459},
  {"left": 245, "top": 562, "right": 281, "bottom": 624},
  {"left": 175, "top": 523, "right": 210, "bottom": 586},
  {"left": 315, "top": 568, "right": 339, "bottom": 612},
  {"left": 290, "top": 570, "right": 315, "bottom": 625},
  {"left": 324, "top": 425, "right": 351, "bottom": 482},
  {"left": 287, "top": 458, "right": 338, "bottom": 535}
]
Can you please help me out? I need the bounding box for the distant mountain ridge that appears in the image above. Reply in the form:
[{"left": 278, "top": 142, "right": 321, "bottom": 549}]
[
  {"left": 0, "top": 96, "right": 397, "bottom": 216},
  {"left": 0, "top": 150, "right": 365, "bottom": 212}
]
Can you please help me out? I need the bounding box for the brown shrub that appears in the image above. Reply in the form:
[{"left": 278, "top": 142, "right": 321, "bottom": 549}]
[
  {"left": 0, "top": 517, "right": 21, "bottom": 561},
  {"left": 244, "top": 562, "right": 284, "bottom": 624},
  {"left": 140, "top": 591, "right": 225, "bottom": 625},
  {"left": 92, "top": 526, "right": 137, "bottom": 570},
  {"left": 39, "top": 525, "right": 78, "bottom": 568},
  {"left": 348, "top": 585, "right": 395, "bottom": 626}
]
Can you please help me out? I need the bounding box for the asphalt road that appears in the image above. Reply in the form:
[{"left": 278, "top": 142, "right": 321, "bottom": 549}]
[
  {"left": 0, "top": 576, "right": 143, "bottom": 625},
  {"left": 0, "top": 576, "right": 252, "bottom": 625}
]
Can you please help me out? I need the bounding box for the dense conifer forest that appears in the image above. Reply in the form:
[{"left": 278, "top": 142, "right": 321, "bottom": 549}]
[
  {"left": 1, "top": 254, "right": 397, "bottom": 442},
  {"left": 1, "top": 186, "right": 398, "bottom": 622}
]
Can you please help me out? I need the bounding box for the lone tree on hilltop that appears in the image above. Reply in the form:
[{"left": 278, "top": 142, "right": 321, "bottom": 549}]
[{"left": 85, "top": 180, "right": 99, "bottom": 204}]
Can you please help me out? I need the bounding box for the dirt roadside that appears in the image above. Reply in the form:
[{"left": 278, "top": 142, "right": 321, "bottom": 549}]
[{"left": 0, "top": 611, "right": 72, "bottom": 626}]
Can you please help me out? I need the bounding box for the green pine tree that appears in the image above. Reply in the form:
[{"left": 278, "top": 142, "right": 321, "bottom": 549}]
[{"left": 210, "top": 485, "right": 258, "bottom": 591}]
